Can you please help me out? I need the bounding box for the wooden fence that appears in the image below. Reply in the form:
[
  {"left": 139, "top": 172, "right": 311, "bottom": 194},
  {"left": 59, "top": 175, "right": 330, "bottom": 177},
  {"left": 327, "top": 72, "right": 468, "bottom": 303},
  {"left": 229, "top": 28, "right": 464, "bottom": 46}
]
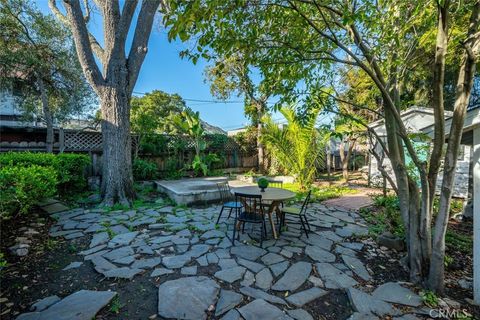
[{"left": 0, "top": 128, "right": 258, "bottom": 174}]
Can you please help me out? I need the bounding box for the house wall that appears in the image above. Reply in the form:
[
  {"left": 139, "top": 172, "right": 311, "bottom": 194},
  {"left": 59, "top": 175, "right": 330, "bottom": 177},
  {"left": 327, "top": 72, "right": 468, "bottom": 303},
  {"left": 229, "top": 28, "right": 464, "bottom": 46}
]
[{"left": 369, "top": 144, "right": 471, "bottom": 198}]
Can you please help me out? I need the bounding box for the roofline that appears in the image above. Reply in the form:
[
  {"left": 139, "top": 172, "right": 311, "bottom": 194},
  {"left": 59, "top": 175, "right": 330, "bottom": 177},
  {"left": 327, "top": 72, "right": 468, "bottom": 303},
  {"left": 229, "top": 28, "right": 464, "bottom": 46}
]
[{"left": 368, "top": 106, "right": 454, "bottom": 128}]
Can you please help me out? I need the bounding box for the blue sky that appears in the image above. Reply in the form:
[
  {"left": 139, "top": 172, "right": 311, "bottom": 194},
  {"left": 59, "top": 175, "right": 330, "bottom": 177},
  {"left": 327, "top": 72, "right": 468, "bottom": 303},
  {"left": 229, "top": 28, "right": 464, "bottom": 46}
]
[{"left": 35, "top": 1, "right": 253, "bottom": 131}]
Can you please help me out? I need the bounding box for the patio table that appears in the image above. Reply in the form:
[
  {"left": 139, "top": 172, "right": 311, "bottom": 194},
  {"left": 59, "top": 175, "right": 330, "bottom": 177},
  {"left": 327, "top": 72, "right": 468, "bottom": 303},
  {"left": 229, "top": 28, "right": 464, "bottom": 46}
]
[{"left": 231, "top": 186, "right": 295, "bottom": 239}]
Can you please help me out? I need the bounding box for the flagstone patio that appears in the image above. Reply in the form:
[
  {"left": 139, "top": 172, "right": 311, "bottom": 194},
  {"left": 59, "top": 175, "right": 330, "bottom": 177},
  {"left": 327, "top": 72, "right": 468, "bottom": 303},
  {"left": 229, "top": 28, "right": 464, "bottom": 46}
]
[{"left": 16, "top": 200, "right": 427, "bottom": 320}]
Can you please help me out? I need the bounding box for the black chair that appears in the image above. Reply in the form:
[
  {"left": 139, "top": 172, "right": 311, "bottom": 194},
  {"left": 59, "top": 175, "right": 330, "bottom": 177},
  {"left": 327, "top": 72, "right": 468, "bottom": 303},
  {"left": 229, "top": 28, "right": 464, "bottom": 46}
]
[
  {"left": 232, "top": 193, "right": 267, "bottom": 247},
  {"left": 216, "top": 181, "right": 242, "bottom": 224},
  {"left": 280, "top": 190, "right": 312, "bottom": 237}
]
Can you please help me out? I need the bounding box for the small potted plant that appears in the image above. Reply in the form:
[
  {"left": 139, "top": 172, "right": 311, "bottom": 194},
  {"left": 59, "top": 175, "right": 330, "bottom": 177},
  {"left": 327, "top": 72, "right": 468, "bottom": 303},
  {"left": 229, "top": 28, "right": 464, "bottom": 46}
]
[{"left": 257, "top": 177, "right": 269, "bottom": 192}]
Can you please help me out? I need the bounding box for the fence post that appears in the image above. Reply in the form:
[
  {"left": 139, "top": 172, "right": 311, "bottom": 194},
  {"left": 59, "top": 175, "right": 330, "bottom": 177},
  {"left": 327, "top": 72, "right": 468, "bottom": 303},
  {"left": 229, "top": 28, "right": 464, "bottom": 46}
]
[{"left": 59, "top": 128, "right": 65, "bottom": 153}]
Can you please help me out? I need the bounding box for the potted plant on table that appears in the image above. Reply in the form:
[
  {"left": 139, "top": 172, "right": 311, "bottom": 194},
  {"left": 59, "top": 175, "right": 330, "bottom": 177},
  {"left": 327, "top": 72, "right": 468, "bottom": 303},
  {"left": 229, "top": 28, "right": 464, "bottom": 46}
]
[{"left": 257, "top": 177, "right": 269, "bottom": 192}]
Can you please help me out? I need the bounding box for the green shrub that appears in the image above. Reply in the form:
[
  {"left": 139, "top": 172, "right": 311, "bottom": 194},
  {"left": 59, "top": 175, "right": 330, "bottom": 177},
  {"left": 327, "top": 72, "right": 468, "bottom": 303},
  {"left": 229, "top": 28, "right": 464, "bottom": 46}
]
[
  {"left": 0, "top": 165, "right": 57, "bottom": 218},
  {"left": 133, "top": 158, "right": 158, "bottom": 180},
  {"left": 0, "top": 152, "right": 90, "bottom": 194}
]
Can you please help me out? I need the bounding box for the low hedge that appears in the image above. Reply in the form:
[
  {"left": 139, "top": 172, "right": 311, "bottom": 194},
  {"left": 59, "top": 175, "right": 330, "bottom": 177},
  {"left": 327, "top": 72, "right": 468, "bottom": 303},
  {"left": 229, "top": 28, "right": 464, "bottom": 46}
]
[
  {"left": 0, "top": 152, "right": 90, "bottom": 194},
  {"left": 0, "top": 165, "right": 57, "bottom": 219}
]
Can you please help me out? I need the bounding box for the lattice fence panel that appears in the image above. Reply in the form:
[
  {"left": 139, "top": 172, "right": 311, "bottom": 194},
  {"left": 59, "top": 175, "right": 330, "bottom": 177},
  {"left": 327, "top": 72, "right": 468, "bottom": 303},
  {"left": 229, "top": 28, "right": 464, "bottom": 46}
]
[{"left": 64, "top": 131, "right": 102, "bottom": 151}]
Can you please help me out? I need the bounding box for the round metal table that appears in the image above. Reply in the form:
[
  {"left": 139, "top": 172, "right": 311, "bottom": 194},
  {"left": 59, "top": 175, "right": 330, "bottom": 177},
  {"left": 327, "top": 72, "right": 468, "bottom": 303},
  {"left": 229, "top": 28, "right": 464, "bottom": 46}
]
[{"left": 231, "top": 186, "right": 295, "bottom": 239}]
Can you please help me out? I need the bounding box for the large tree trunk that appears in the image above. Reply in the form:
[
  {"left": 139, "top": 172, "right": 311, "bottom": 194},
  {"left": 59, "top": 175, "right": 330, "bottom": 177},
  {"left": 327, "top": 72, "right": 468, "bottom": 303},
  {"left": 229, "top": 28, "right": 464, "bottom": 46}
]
[
  {"left": 429, "top": 1, "right": 480, "bottom": 293},
  {"left": 100, "top": 86, "right": 135, "bottom": 206},
  {"left": 38, "top": 77, "right": 54, "bottom": 153}
]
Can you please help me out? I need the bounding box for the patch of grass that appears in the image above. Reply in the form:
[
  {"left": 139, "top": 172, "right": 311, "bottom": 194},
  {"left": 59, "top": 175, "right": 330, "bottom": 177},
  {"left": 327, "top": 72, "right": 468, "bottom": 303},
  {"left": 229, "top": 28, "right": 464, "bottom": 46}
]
[
  {"left": 445, "top": 230, "right": 472, "bottom": 254},
  {"left": 0, "top": 252, "right": 7, "bottom": 269},
  {"left": 44, "top": 238, "right": 59, "bottom": 251},
  {"left": 420, "top": 290, "right": 439, "bottom": 308},
  {"left": 67, "top": 244, "right": 78, "bottom": 254},
  {"left": 109, "top": 296, "right": 123, "bottom": 314}
]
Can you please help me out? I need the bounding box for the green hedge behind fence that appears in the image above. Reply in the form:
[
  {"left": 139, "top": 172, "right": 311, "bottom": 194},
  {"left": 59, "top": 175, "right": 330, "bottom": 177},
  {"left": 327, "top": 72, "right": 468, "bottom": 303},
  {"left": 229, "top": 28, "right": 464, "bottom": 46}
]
[{"left": 0, "top": 152, "right": 91, "bottom": 218}]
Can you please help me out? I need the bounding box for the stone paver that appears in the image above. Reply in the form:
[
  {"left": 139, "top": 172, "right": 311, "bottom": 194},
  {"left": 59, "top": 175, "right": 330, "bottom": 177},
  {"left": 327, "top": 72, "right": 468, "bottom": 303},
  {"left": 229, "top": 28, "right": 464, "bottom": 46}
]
[
  {"left": 238, "top": 299, "right": 291, "bottom": 320},
  {"left": 286, "top": 287, "right": 327, "bottom": 307},
  {"left": 347, "top": 287, "right": 399, "bottom": 316},
  {"left": 271, "top": 262, "right": 311, "bottom": 291},
  {"left": 158, "top": 276, "right": 220, "bottom": 320},
  {"left": 17, "top": 290, "right": 116, "bottom": 320},
  {"left": 372, "top": 282, "right": 422, "bottom": 307},
  {"left": 215, "top": 289, "right": 243, "bottom": 316},
  {"left": 214, "top": 266, "right": 246, "bottom": 283}
]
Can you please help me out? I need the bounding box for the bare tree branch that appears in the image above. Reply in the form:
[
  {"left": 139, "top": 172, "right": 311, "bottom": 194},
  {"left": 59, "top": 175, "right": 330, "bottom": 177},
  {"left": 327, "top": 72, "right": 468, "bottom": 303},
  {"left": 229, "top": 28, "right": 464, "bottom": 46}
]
[
  {"left": 61, "top": 0, "right": 105, "bottom": 92},
  {"left": 126, "top": 0, "right": 161, "bottom": 95}
]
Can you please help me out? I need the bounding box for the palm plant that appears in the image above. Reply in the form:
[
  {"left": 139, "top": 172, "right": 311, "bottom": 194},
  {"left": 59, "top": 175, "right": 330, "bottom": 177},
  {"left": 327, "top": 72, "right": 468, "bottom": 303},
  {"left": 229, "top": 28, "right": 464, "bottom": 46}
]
[{"left": 261, "top": 105, "right": 324, "bottom": 189}]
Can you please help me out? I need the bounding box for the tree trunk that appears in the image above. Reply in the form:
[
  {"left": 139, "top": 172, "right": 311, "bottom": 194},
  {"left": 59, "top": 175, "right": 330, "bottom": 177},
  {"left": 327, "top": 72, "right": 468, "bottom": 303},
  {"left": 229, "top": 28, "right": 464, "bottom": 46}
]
[
  {"left": 427, "top": 0, "right": 449, "bottom": 219},
  {"left": 429, "top": 1, "right": 479, "bottom": 292},
  {"left": 38, "top": 77, "right": 54, "bottom": 153},
  {"left": 100, "top": 86, "right": 135, "bottom": 206},
  {"left": 326, "top": 146, "right": 331, "bottom": 181}
]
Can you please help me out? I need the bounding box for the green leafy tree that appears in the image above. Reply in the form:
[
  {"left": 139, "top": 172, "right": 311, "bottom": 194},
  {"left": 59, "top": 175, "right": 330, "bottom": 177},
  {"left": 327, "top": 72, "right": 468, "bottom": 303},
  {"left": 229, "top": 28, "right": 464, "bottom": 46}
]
[
  {"left": 130, "top": 90, "right": 187, "bottom": 157},
  {"left": 167, "top": 0, "right": 480, "bottom": 294},
  {"left": 0, "top": 0, "right": 95, "bottom": 152},
  {"left": 261, "top": 105, "right": 324, "bottom": 189}
]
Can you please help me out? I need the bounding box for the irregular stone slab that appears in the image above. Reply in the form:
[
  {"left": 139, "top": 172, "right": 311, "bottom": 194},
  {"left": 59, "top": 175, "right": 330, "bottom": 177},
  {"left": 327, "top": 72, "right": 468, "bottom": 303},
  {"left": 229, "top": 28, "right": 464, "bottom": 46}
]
[
  {"left": 196, "top": 255, "right": 208, "bottom": 267},
  {"left": 316, "top": 263, "right": 358, "bottom": 289},
  {"left": 188, "top": 244, "right": 211, "bottom": 258},
  {"left": 150, "top": 235, "right": 174, "bottom": 244},
  {"left": 84, "top": 224, "right": 106, "bottom": 234},
  {"left": 102, "top": 246, "right": 134, "bottom": 261},
  {"left": 342, "top": 254, "right": 371, "bottom": 281},
  {"left": 271, "top": 262, "right": 311, "bottom": 292},
  {"left": 90, "top": 256, "right": 116, "bottom": 274},
  {"left": 207, "top": 252, "right": 219, "bottom": 264},
  {"left": 137, "top": 245, "right": 154, "bottom": 255},
  {"left": 215, "top": 289, "right": 243, "bottom": 316},
  {"left": 214, "top": 266, "right": 246, "bottom": 283},
  {"left": 316, "top": 230, "right": 344, "bottom": 243},
  {"left": 62, "top": 261, "right": 82, "bottom": 271},
  {"left": 90, "top": 232, "right": 109, "bottom": 248},
  {"left": 372, "top": 282, "right": 422, "bottom": 307},
  {"left": 79, "top": 244, "right": 107, "bottom": 256},
  {"left": 286, "top": 287, "right": 327, "bottom": 307},
  {"left": 238, "top": 299, "right": 291, "bottom": 320},
  {"left": 305, "top": 246, "right": 336, "bottom": 263},
  {"left": 255, "top": 268, "right": 273, "bottom": 290},
  {"left": 270, "top": 261, "right": 289, "bottom": 277},
  {"left": 218, "top": 258, "right": 238, "bottom": 269},
  {"left": 335, "top": 246, "right": 358, "bottom": 257},
  {"left": 162, "top": 254, "right": 191, "bottom": 269},
  {"left": 287, "top": 308, "right": 314, "bottom": 320},
  {"left": 103, "top": 267, "right": 143, "bottom": 279},
  {"left": 237, "top": 258, "right": 265, "bottom": 273},
  {"left": 30, "top": 295, "right": 61, "bottom": 312},
  {"left": 151, "top": 267, "right": 174, "bottom": 277},
  {"left": 302, "top": 234, "right": 333, "bottom": 250},
  {"left": 17, "top": 290, "right": 116, "bottom": 320},
  {"left": 110, "top": 224, "right": 130, "bottom": 235},
  {"left": 201, "top": 230, "right": 225, "bottom": 239},
  {"left": 231, "top": 245, "right": 266, "bottom": 261},
  {"left": 107, "top": 231, "right": 138, "bottom": 248},
  {"left": 65, "top": 232, "right": 84, "bottom": 240},
  {"left": 241, "top": 270, "right": 255, "bottom": 287},
  {"left": 347, "top": 287, "right": 399, "bottom": 316},
  {"left": 131, "top": 257, "right": 161, "bottom": 270},
  {"left": 221, "top": 309, "right": 241, "bottom": 320},
  {"left": 260, "top": 253, "right": 285, "bottom": 265},
  {"left": 308, "top": 275, "right": 324, "bottom": 287},
  {"left": 239, "top": 287, "right": 287, "bottom": 305},
  {"left": 340, "top": 242, "right": 364, "bottom": 251},
  {"left": 172, "top": 237, "right": 190, "bottom": 245},
  {"left": 158, "top": 276, "right": 220, "bottom": 320},
  {"left": 113, "top": 255, "right": 136, "bottom": 265},
  {"left": 181, "top": 266, "right": 198, "bottom": 275}
]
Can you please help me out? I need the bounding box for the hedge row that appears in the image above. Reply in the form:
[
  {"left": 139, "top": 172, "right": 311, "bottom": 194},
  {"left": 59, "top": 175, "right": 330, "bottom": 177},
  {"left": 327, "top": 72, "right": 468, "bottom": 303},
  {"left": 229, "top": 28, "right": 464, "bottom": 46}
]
[
  {"left": 0, "top": 152, "right": 91, "bottom": 218},
  {"left": 0, "top": 152, "right": 91, "bottom": 193},
  {"left": 0, "top": 165, "right": 57, "bottom": 218}
]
